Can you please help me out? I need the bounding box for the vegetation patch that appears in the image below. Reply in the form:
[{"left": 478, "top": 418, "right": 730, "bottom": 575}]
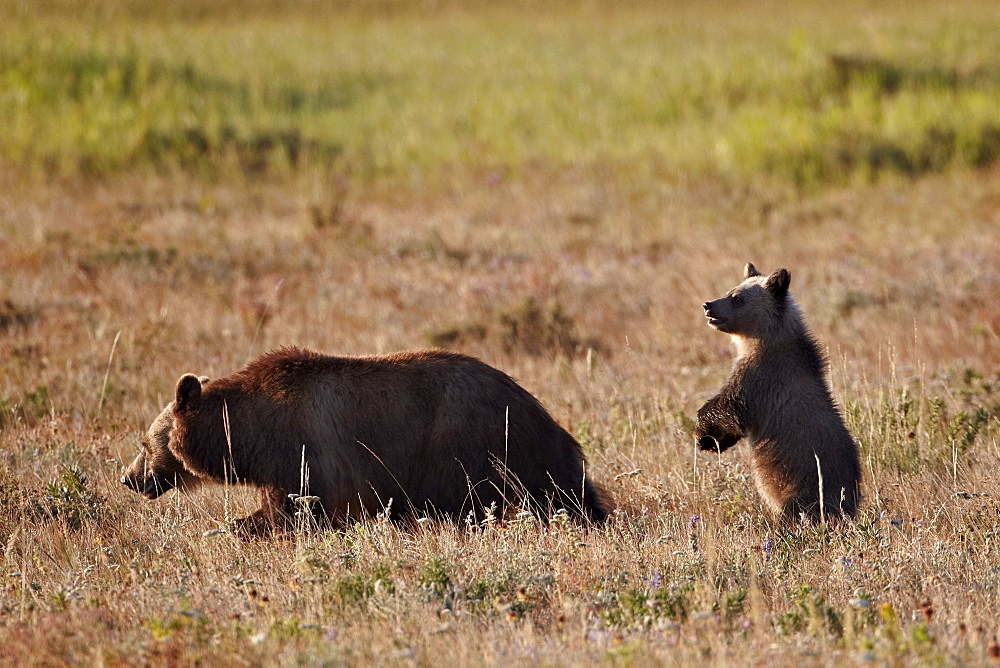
[{"left": 3, "top": 2, "right": 1000, "bottom": 185}]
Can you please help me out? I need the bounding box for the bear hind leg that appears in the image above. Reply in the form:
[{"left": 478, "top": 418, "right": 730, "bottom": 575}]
[{"left": 778, "top": 494, "right": 855, "bottom": 526}]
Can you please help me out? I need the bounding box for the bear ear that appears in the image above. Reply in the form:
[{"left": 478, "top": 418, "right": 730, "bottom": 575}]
[
  {"left": 174, "top": 374, "right": 203, "bottom": 414},
  {"left": 744, "top": 262, "right": 762, "bottom": 279},
  {"left": 764, "top": 268, "right": 791, "bottom": 300},
  {"left": 198, "top": 376, "right": 211, "bottom": 385}
]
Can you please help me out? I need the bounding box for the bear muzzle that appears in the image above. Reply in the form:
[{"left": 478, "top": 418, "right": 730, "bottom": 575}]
[
  {"left": 120, "top": 472, "right": 175, "bottom": 499},
  {"left": 703, "top": 299, "right": 728, "bottom": 329}
]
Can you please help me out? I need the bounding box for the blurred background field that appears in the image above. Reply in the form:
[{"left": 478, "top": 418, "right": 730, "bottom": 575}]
[
  {"left": 1, "top": 1, "right": 999, "bottom": 665},
  {"left": 4, "top": 0, "right": 1000, "bottom": 186}
]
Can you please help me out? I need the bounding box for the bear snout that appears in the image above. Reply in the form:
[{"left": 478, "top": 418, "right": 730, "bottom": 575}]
[
  {"left": 120, "top": 453, "right": 146, "bottom": 492},
  {"left": 121, "top": 454, "right": 176, "bottom": 499},
  {"left": 141, "top": 476, "right": 174, "bottom": 499},
  {"left": 704, "top": 299, "right": 727, "bottom": 327},
  {"left": 122, "top": 472, "right": 174, "bottom": 499},
  {"left": 704, "top": 299, "right": 724, "bottom": 315},
  {"left": 121, "top": 472, "right": 158, "bottom": 497}
]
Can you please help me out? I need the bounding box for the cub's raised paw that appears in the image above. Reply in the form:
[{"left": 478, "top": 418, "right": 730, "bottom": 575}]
[{"left": 698, "top": 435, "right": 720, "bottom": 451}]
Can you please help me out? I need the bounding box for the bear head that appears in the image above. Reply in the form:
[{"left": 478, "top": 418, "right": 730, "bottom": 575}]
[
  {"left": 703, "top": 262, "right": 792, "bottom": 339},
  {"left": 120, "top": 374, "right": 209, "bottom": 499}
]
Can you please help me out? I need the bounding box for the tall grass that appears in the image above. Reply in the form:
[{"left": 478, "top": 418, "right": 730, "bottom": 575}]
[
  {"left": 1, "top": 163, "right": 998, "bottom": 663},
  {"left": 2, "top": 1, "right": 999, "bottom": 185}
]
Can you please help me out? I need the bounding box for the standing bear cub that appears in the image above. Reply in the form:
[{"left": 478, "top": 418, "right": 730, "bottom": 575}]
[
  {"left": 122, "top": 348, "right": 609, "bottom": 533},
  {"left": 695, "top": 263, "right": 861, "bottom": 522}
]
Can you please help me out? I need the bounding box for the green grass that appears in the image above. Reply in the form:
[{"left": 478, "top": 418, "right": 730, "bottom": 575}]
[{"left": 2, "top": 1, "right": 1000, "bottom": 186}]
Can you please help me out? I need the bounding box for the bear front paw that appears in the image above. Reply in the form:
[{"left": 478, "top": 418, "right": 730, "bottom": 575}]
[{"left": 698, "top": 435, "right": 721, "bottom": 451}]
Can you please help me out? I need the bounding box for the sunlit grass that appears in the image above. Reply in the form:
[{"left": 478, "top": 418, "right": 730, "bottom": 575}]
[{"left": 1, "top": 163, "right": 998, "bottom": 663}]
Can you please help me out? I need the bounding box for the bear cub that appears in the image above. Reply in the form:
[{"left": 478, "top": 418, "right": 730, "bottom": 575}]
[
  {"left": 695, "top": 263, "right": 861, "bottom": 522},
  {"left": 122, "top": 347, "right": 609, "bottom": 534}
]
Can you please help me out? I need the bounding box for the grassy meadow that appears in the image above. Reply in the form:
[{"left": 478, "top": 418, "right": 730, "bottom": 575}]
[{"left": 1, "top": 0, "right": 1000, "bottom": 664}]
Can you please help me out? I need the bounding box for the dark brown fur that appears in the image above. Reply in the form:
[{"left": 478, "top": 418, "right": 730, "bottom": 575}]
[
  {"left": 694, "top": 263, "right": 861, "bottom": 523},
  {"left": 122, "top": 348, "right": 609, "bottom": 533}
]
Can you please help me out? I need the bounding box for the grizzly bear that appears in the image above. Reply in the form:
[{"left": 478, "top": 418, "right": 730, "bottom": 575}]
[
  {"left": 695, "top": 263, "right": 861, "bottom": 522},
  {"left": 121, "top": 348, "right": 608, "bottom": 533}
]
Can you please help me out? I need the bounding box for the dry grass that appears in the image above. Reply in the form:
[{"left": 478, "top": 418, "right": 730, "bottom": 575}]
[{"left": 1, "top": 166, "right": 999, "bottom": 665}]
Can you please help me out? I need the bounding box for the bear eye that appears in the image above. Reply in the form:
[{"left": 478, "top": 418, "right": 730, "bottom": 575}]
[{"left": 732, "top": 294, "right": 745, "bottom": 307}]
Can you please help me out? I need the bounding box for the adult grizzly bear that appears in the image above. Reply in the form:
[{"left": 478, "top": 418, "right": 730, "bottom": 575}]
[
  {"left": 695, "top": 263, "right": 861, "bottom": 522},
  {"left": 122, "top": 348, "right": 608, "bottom": 533}
]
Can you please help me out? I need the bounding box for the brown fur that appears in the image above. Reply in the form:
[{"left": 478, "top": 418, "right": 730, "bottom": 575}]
[
  {"left": 694, "top": 263, "right": 861, "bottom": 522},
  {"left": 122, "top": 348, "right": 609, "bottom": 533}
]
